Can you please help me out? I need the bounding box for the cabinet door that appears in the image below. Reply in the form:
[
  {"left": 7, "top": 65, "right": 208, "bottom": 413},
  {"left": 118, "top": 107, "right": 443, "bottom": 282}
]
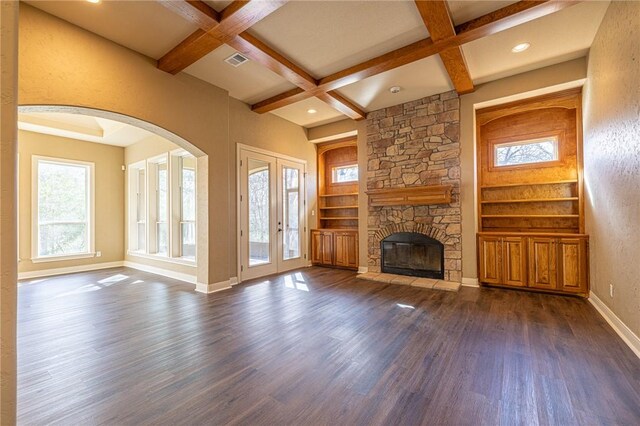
[
  {"left": 557, "top": 238, "right": 588, "bottom": 294},
  {"left": 335, "top": 231, "right": 358, "bottom": 269},
  {"left": 503, "top": 237, "right": 527, "bottom": 287},
  {"left": 528, "top": 238, "right": 557, "bottom": 290},
  {"left": 478, "top": 236, "right": 502, "bottom": 284},
  {"left": 320, "top": 232, "right": 334, "bottom": 265},
  {"left": 310, "top": 231, "right": 323, "bottom": 264}
]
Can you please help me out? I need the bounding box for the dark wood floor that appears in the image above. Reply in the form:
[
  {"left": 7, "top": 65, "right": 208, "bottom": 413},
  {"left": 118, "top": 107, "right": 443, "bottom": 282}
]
[{"left": 18, "top": 267, "right": 640, "bottom": 425}]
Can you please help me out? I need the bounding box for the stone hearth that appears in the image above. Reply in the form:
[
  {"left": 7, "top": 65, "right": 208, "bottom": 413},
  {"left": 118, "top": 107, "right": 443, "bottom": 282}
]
[
  {"left": 366, "top": 91, "right": 462, "bottom": 282},
  {"left": 356, "top": 272, "right": 460, "bottom": 292}
]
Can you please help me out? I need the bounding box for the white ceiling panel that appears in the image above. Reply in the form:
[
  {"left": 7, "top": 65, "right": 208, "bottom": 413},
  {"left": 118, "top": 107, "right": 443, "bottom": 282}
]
[
  {"left": 248, "top": 0, "right": 428, "bottom": 78},
  {"left": 337, "top": 55, "right": 453, "bottom": 113},
  {"left": 185, "top": 44, "right": 297, "bottom": 104},
  {"left": 203, "top": 1, "right": 234, "bottom": 12},
  {"left": 447, "top": 1, "right": 520, "bottom": 25},
  {"left": 463, "top": 1, "right": 610, "bottom": 84},
  {"left": 271, "top": 97, "right": 346, "bottom": 128},
  {"left": 24, "top": 0, "right": 198, "bottom": 60}
]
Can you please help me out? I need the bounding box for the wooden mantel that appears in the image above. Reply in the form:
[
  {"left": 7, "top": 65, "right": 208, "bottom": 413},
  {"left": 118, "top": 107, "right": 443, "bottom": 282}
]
[{"left": 366, "top": 185, "right": 453, "bottom": 207}]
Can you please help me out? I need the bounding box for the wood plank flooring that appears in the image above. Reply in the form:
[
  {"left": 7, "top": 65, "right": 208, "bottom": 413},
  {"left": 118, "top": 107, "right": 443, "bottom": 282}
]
[{"left": 17, "top": 267, "right": 640, "bottom": 425}]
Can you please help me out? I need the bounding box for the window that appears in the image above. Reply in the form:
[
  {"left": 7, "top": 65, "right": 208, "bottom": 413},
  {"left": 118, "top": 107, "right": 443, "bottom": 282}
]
[
  {"left": 128, "top": 162, "right": 146, "bottom": 253},
  {"left": 33, "top": 157, "right": 94, "bottom": 261},
  {"left": 332, "top": 164, "right": 358, "bottom": 183},
  {"left": 127, "top": 151, "right": 197, "bottom": 264},
  {"left": 494, "top": 136, "right": 559, "bottom": 167},
  {"left": 179, "top": 156, "right": 196, "bottom": 260}
]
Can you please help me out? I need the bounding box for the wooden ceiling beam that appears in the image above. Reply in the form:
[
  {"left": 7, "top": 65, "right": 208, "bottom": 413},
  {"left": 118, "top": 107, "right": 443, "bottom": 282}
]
[
  {"left": 252, "top": 0, "right": 580, "bottom": 113},
  {"left": 157, "top": 0, "right": 287, "bottom": 74},
  {"left": 316, "top": 91, "right": 366, "bottom": 121},
  {"left": 414, "top": 0, "right": 474, "bottom": 94},
  {"left": 226, "top": 32, "right": 317, "bottom": 91},
  {"left": 251, "top": 88, "right": 314, "bottom": 114}
]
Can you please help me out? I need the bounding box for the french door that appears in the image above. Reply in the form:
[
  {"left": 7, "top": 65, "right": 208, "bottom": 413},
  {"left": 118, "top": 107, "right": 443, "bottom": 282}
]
[{"left": 239, "top": 148, "right": 307, "bottom": 281}]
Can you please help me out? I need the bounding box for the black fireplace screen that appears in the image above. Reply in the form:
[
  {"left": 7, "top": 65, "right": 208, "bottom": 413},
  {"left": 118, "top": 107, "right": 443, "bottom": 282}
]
[{"left": 381, "top": 232, "right": 444, "bottom": 279}]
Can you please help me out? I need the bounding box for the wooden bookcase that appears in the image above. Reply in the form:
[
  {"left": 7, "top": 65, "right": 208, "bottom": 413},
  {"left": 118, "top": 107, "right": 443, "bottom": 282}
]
[
  {"left": 311, "top": 139, "right": 359, "bottom": 270},
  {"left": 475, "top": 89, "right": 589, "bottom": 296}
]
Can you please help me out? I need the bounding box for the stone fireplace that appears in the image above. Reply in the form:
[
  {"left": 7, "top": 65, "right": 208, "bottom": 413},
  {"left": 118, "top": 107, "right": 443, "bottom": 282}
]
[{"left": 366, "top": 91, "right": 462, "bottom": 283}]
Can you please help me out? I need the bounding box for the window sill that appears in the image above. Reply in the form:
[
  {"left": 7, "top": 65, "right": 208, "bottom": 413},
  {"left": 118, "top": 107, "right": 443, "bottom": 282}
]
[
  {"left": 31, "top": 252, "right": 96, "bottom": 264},
  {"left": 127, "top": 251, "right": 197, "bottom": 267}
]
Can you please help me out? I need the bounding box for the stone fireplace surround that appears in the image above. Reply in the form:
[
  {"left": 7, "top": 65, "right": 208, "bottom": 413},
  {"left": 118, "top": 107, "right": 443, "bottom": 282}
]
[{"left": 366, "top": 91, "right": 462, "bottom": 283}]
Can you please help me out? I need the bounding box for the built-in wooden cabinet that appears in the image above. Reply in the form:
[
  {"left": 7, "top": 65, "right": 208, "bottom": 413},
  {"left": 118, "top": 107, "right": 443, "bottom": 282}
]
[
  {"left": 476, "top": 90, "right": 589, "bottom": 297},
  {"left": 311, "top": 229, "right": 358, "bottom": 270},
  {"left": 312, "top": 139, "right": 359, "bottom": 271},
  {"left": 478, "top": 233, "right": 588, "bottom": 296}
]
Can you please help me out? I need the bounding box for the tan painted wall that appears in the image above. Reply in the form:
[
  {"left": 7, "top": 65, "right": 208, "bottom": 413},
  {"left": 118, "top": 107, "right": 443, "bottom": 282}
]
[
  {"left": 307, "top": 119, "right": 357, "bottom": 143},
  {"left": 583, "top": 1, "right": 640, "bottom": 337},
  {"left": 0, "top": 2, "right": 18, "bottom": 423},
  {"left": 17, "top": 130, "right": 125, "bottom": 273},
  {"left": 228, "top": 99, "right": 317, "bottom": 276},
  {"left": 123, "top": 134, "right": 197, "bottom": 277},
  {"left": 459, "top": 57, "right": 587, "bottom": 279}
]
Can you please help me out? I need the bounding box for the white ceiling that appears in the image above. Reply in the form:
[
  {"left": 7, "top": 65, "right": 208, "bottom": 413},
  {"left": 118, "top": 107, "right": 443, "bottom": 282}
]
[
  {"left": 25, "top": 0, "right": 611, "bottom": 129},
  {"left": 18, "top": 112, "right": 157, "bottom": 147}
]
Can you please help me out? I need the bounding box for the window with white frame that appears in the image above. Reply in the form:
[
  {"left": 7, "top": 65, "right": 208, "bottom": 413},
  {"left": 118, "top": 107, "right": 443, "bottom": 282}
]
[
  {"left": 128, "top": 162, "right": 146, "bottom": 253},
  {"left": 33, "top": 157, "right": 94, "bottom": 261},
  {"left": 332, "top": 164, "right": 358, "bottom": 183},
  {"left": 179, "top": 155, "right": 196, "bottom": 260},
  {"left": 127, "top": 151, "right": 196, "bottom": 264}
]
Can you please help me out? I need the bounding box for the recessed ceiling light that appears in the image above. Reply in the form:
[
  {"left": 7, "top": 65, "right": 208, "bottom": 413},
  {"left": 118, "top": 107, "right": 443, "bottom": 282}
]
[
  {"left": 86, "top": 0, "right": 101, "bottom": 3},
  {"left": 307, "top": 109, "right": 317, "bottom": 114},
  {"left": 389, "top": 86, "right": 401, "bottom": 94},
  {"left": 511, "top": 42, "right": 531, "bottom": 53}
]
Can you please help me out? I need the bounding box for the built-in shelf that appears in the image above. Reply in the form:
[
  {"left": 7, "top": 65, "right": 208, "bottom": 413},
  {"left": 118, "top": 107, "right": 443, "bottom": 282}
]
[
  {"left": 320, "top": 206, "right": 358, "bottom": 210},
  {"left": 320, "top": 217, "right": 359, "bottom": 220},
  {"left": 481, "top": 179, "right": 578, "bottom": 189},
  {"left": 481, "top": 214, "right": 579, "bottom": 219},
  {"left": 319, "top": 193, "right": 358, "bottom": 198},
  {"left": 481, "top": 197, "right": 579, "bottom": 204}
]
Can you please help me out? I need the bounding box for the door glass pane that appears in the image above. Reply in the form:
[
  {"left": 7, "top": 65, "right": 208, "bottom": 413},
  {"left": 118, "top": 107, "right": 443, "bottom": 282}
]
[
  {"left": 283, "top": 166, "right": 300, "bottom": 260},
  {"left": 248, "top": 159, "right": 270, "bottom": 266}
]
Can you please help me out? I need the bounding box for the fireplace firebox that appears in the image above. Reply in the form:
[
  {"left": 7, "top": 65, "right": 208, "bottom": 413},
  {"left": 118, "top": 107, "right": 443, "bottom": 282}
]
[{"left": 381, "top": 232, "right": 444, "bottom": 279}]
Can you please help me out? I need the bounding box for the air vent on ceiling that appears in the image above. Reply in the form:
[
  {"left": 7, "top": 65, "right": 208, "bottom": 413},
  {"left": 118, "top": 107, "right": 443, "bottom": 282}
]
[{"left": 224, "top": 52, "right": 249, "bottom": 67}]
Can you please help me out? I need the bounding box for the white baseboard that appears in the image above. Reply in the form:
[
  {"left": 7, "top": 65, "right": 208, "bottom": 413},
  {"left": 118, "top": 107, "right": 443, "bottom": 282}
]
[
  {"left": 589, "top": 292, "right": 640, "bottom": 359},
  {"left": 195, "top": 280, "right": 232, "bottom": 294},
  {"left": 357, "top": 266, "right": 368, "bottom": 274},
  {"left": 462, "top": 277, "right": 480, "bottom": 287},
  {"left": 18, "top": 261, "right": 124, "bottom": 280},
  {"left": 123, "top": 261, "right": 196, "bottom": 285},
  {"left": 229, "top": 276, "right": 239, "bottom": 286}
]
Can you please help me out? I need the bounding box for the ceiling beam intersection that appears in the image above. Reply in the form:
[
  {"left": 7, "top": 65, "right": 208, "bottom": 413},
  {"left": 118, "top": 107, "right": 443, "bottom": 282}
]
[{"left": 252, "top": 0, "right": 581, "bottom": 115}]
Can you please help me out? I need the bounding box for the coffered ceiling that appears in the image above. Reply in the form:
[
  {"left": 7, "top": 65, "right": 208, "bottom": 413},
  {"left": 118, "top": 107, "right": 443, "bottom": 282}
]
[{"left": 25, "top": 0, "right": 610, "bottom": 129}]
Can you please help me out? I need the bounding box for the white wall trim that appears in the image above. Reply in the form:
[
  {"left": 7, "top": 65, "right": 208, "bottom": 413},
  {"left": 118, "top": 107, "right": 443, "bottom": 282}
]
[
  {"left": 123, "top": 260, "right": 196, "bottom": 285},
  {"left": 462, "top": 277, "right": 480, "bottom": 287},
  {"left": 195, "top": 280, "right": 232, "bottom": 294},
  {"left": 18, "top": 261, "right": 124, "bottom": 280},
  {"left": 589, "top": 292, "right": 640, "bottom": 359},
  {"left": 357, "top": 266, "right": 368, "bottom": 274},
  {"left": 229, "top": 276, "right": 239, "bottom": 286}
]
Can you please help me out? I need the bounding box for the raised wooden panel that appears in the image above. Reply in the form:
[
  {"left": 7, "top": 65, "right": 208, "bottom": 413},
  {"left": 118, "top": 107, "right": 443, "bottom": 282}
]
[
  {"left": 335, "top": 231, "right": 358, "bottom": 269},
  {"left": 321, "top": 232, "right": 334, "bottom": 265},
  {"left": 310, "top": 230, "right": 323, "bottom": 265},
  {"left": 478, "top": 236, "right": 502, "bottom": 285},
  {"left": 503, "top": 237, "right": 527, "bottom": 287},
  {"left": 557, "top": 238, "right": 588, "bottom": 294},
  {"left": 528, "top": 237, "right": 557, "bottom": 290}
]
